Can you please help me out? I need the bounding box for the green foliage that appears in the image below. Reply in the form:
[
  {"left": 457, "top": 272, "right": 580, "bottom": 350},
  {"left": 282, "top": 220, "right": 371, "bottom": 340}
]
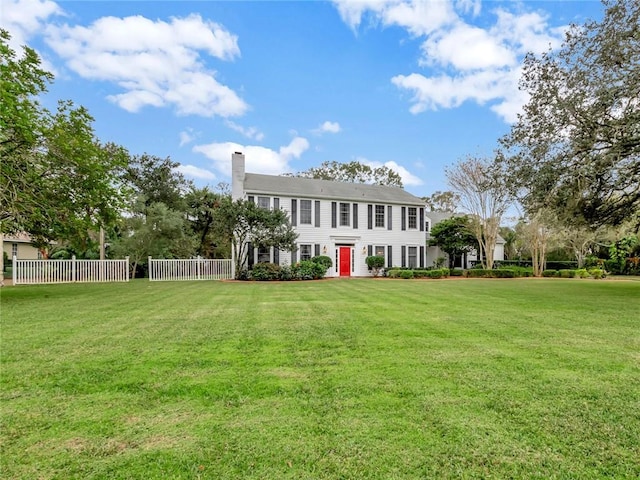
[
  {"left": 542, "top": 270, "right": 559, "bottom": 277},
  {"left": 293, "top": 160, "right": 403, "bottom": 188},
  {"left": 292, "top": 260, "right": 327, "bottom": 280},
  {"left": 217, "top": 198, "right": 298, "bottom": 279},
  {"left": 559, "top": 269, "right": 577, "bottom": 278},
  {"left": 588, "top": 268, "right": 606, "bottom": 280},
  {"left": 185, "top": 186, "right": 230, "bottom": 259},
  {"left": 366, "top": 255, "right": 385, "bottom": 277},
  {"left": 428, "top": 216, "right": 477, "bottom": 268},
  {"left": 464, "top": 269, "right": 517, "bottom": 278},
  {"left": 501, "top": 0, "right": 640, "bottom": 228},
  {"left": 311, "top": 255, "right": 333, "bottom": 269},
  {"left": 576, "top": 268, "right": 590, "bottom": 278},
  {"left": 398, "top": 270, "right": 414, "bottom": 279},
  {"left": 250, "top": 262, "right": 281, "bottom": 281},
  {"left": 423, "top": 190, "right": 460, "bottom": 212}
]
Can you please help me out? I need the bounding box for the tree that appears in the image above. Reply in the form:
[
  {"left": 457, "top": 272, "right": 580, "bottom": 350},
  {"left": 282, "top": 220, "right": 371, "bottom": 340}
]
[
  {"left": 446, "top": 155, "right": 511, "bottom": 269},
  {"left": 217, "top": 198, "right": 298, "bottom": 278},
  {"left": 501, "top": 0, "right": 640, "bottom": 228},
  {"left": 122, "top": 154, "right": 192, "bottom": 212},
  {"left": 559, "top": 225, "right": 603, "bottom": 268},
  {"left": 428, "top": 216, "right": 477, "bottom": 268},
  {"left": 423, "top": 191, "right": 460, "bottom": 212},
  {"left": 185, "top": 186, "right": 230, "bottom": 259},
  {"left": 519, "top": 212, "right": 556, "bottom": 277},
  {"left": 110, "top": 200, "right": 197, "bottom": 277},
  {"left": 292, "top": 160, "right": 403, "bottom": 187},
  {"left": 499, "top": 226, "right": 518, "bottom": 261}
]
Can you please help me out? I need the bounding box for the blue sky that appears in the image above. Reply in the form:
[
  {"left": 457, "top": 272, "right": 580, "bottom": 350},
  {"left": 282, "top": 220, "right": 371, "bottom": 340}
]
[{"left": 2, "top": 0, "right": 603, "bottom": 198}]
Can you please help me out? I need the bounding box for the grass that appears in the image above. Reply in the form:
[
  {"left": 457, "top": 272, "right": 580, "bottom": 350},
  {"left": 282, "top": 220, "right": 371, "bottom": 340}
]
[{"left": 1, "top": 278, "right": 639, "bottom": 479}]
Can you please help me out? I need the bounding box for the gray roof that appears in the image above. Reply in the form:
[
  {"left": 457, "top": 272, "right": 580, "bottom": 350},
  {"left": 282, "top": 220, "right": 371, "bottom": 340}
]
[{"left": 244, "top": 173, "right": 425, "bottom": 206}]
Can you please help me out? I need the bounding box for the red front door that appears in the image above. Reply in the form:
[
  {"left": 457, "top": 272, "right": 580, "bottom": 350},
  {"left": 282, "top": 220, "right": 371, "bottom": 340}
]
[{"left": 339, "top": 247, "right": 351, "bottom": 277}]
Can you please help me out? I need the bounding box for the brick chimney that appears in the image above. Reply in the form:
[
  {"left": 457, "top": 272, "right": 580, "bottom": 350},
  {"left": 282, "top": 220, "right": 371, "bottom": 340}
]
[{"left": 231, "top": 151, "right": 245, "bottom": 200}]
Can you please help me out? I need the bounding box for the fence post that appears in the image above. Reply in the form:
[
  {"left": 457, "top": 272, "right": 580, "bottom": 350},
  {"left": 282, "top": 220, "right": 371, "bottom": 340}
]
[
  {"left": 72, "top": 255, "right": 77, "bottom": 282},
  {"left": 126, "top": 257, "right": 130, "bottom": 282},
  {"left": 12, "top": 255, "right": 17, "bottom": 285},
  {"left": 148, "top": 256, "right": 152, "bottom": 281}
]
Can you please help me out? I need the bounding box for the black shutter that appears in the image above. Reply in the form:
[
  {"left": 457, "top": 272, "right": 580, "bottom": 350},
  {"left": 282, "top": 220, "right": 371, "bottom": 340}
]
[
  {"left": 331, "top": 202, "right": 337, "bottom": 228},
  {"left": 401, "top": 246, "right": 406, "bottom": 268},
  {"left": 274, "top": 198, "right": 280, "bottom": 210},
  {"left": 248, "top": 195, "right": 254, "bottom": 203},
  {"left": 315, "top": 200, "right": 320, "bottom": 227},
  {"left": 419, "top": 208, "right": 425, "bottom": 232},
  {"left": 367, "top": 204, "right": 373, "bottom": 229},
  {"left": 353, "top": 204, "right": 358, "bottom": 229},
  {"left": 401, "top": 207, "right": 406, "bottom": 231},
  {"left": 387, "top": 246, "right": 393, "bottom": 268},
  {"left": 274, "top": 248, "right": 279, "bottom": 264},
  {"left": 291, "top": 199, "right": 297, "bottom": 226},
  {"left": 315, "top": 244, "right": 320, "bottom": 257},
  {"left": 367, "top": 245, "right": 373, "bottom": 257},
  {"left": 248, "top": 242, "right": 254, "bottom": 268},
  {"left": 420, "top": 246, "right": 425, "bottom": 268},
  {"left": 387, "top": 206, "right": 392, "bottom": 230}
]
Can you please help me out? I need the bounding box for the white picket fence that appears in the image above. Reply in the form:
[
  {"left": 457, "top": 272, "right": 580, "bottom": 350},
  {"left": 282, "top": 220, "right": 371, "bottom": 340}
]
[
  {"left": 12, "top": 256, "right": 130, "bottom": 285},
  {"left": 148, "top": 257, "right": 234, "bottom": 281}
]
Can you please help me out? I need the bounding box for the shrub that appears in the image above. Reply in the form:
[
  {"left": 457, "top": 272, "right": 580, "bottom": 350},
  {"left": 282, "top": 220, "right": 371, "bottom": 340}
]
[
  {"left": 366, "top": 255, "right": 385, "bottom": 277},
  {"left": 398, "top": 270, "right": 414, "bottom": 279},
  {"left": 547, "top": 261, "right": 578, "bottom": 270},
  {"left": 559, "top": 269, "right": 577, "bottom": 278},
  {"left": 426, "top": 269, "right": 443, "bottom": 279},
  {"left": 449, "top": 269, "right": 464, "bottom": 277},
  {"left": 440, "top": 268, "right": 450, "bottom": 278},
  {"left": 250, "top": 262, "right": 281, "bottom": 281},
  {"left": 279, "top": 265, "right": 294, "bottom": 281},
  {"left": 413, "top": 269, "right": 429, "bottom": 278},
  {"left": 542, "top": 270, "right": 559, "bottom": 277},
  {"left": 588, "top": 268, "right": 606, "bottom": 279},
  {"left": 292, "top": 260, "right": 327, "bottom": 280},
  {"left": 464, "top": 269, "right": 516, "bottom": 278},
  {"left": 387, "top": 269, "right": 401, "bottom": 278},
  {"left": 311, "top": 255, "right": 333, "bottom": 269},
  {"left": 575, "top": 268, "right": 589, "bottom": 278}
]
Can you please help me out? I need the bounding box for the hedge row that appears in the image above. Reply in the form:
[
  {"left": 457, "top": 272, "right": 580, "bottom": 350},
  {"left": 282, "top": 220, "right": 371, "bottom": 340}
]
[
  {"left": 387, "top": 268, "right": 450, "bottom": 279},
  {"left": 542, "top": 268, "right": 606, "bottom": 279}
]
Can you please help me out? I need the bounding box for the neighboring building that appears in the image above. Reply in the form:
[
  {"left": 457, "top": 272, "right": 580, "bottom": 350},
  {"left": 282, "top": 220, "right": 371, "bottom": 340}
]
[
  {"left": 425, "top": 211, "right": 505, "bottom": 268},
  {"left": 2, "top": 233, "right": 44, "bottom": 261},
  {"left": 231, "top": 152, "right": 427, "bottom": 277}
]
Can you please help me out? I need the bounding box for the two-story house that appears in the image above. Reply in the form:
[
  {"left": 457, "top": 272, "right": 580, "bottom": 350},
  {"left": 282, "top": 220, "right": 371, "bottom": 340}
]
[{"left": 231, "top": 152, "right": 427, "bottom": 277}]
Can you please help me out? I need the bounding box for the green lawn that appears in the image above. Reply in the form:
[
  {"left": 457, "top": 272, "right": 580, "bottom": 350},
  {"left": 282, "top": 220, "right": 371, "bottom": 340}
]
[{"left": 1, "top": 278, "right": 639, "bottom": 479}]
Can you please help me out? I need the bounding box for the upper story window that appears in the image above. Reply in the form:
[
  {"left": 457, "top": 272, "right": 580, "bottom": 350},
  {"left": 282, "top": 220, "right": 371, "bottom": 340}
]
[
  {"left": 375, "top": 205, "right": 385, "bottom": 228},
  {"left": 257, "top": 196, "right": 270, "bottom": 210},
  {"left": 340, "top": 202, "right": 350, "bottom": 226},
  {"left": 408, "top": 207, "right": 417, "bottom": 229},
  {"left": 425, "top": 220, "right": 430, "bottom": 232},
  {"left": 300, "top": 199, "right": 312, "bottom": 224}
]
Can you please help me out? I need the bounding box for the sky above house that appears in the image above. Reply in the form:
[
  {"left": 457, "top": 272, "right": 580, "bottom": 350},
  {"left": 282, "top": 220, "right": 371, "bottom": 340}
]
[{"left": 2, "top": 0, "right": 603, "bottom": 198}]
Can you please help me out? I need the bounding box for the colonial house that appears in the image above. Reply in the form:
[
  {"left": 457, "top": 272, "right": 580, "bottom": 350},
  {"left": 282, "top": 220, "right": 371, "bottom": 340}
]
[
  {"left": 231, "top": 152, "right": 427, "bottom": 277},
  {"left": 425, "top": 211, "right": 505, "bottom": 268}
]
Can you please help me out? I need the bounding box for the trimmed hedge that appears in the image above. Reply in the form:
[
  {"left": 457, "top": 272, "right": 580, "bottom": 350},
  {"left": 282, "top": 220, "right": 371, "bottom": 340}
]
[{"left": 464, "top": 269, "right": 517, "bottom": 278}]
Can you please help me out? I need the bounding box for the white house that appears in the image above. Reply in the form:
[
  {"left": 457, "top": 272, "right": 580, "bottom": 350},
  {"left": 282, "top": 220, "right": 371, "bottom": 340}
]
[{"left": 231, "top": 152, "right": 427, "bottom": 277}]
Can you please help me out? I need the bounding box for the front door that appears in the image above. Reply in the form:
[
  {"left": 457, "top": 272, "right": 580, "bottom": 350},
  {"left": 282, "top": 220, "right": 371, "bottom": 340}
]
[{"left": 339, "top": 247, "right": 351, "bottom": 277}]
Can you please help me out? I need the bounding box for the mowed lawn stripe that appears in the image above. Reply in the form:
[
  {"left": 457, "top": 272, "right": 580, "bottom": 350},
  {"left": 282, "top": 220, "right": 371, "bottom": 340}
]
[{"left": 1, "top": 278, "right": 639, "bottom": 479}]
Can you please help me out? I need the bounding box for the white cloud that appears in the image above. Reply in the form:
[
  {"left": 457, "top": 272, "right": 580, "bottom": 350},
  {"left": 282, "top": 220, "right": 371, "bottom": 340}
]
[
  {"left": 0, "top": 0, "right": 62, "bottom": 50},
  {"left": 313, "top": 120, "right": 341, "bottom": 135},
  {"left": 224, "top": 120, "right": 265, "bottom": 141},
  {"left": 44, "top": 13, "right": 248, "bottom": 117},
  {"left": 179, "top": 129, "right": 197, "bottom": 147},
  {"left": 333, "top": 0, "right": 566, "bottom": 123},
  {"left": 359, "top": 158, "right": 423, "bottom": 187},
  {"left": 193, "top": 137, "right": 310, "bottom": 177},
  {"left": 175, "top": 164, "right": 216, "bottom": 180}
]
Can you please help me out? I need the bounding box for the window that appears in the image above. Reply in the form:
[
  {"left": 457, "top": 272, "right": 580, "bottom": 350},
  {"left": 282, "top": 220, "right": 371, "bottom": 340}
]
[
  {"left": 425, "top": 220, "right": 430, "bottom": 232},
  {"left": 375, "top": 246, "right": 385, "bottom": 259},
  {"left": 339, "top": 203, "right": 350, "bottom": 226},
  {"left": 11, "top": 243, "right": 18, "bottom": 258},
  {"left": 257, "top": 196, "right": 270, "bottom": 209},
  {"left": 408, "top": 207, "right": 417, "bottom": 229},
  {"left": 300, "top": 244, "right": 312, "bottom": 261},
  {"left": 257, "top": 245, "right": 270, "bottom": 263},
  {"left": 300, "top": 199, "right": 312, "bottom": 224},
  {"left": 375, "top": 205, "right": 385, "bottom": 228},
  {"left": 408, "top": 246, "right": 418, "bottom": 268}
]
